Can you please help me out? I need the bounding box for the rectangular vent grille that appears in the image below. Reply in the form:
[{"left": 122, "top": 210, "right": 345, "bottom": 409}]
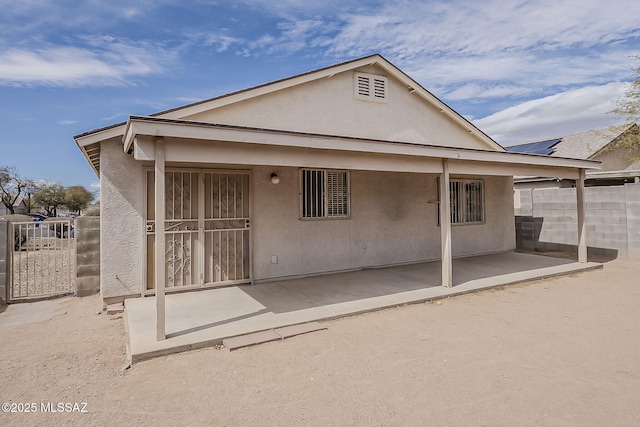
[
  {"left": 357, "top": 75, "right": 370, "bottom": 97},
  {"left": 354, "top": 73, "right": 388, "bottom": 102},
  {"left": 373, "top": 78, "right": 386, "bottom": 98}
]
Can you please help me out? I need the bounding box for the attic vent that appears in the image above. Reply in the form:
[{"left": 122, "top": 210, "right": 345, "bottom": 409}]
[{"left": 354, "top": 72, "right": 388, "bottom": 102}]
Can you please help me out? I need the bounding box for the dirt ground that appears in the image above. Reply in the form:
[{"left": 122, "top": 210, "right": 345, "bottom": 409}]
[{"left": 1, "top": 258, "right": 639, "bottom": 426}]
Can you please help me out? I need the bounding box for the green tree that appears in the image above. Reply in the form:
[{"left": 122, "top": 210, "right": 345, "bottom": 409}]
[
  {"left": 34, "top": 183, "right": 67, "bottom": 217},
  {"left": 0, "top": 165, "right": 32, "bottom": 214},
  {"left": 65, "top": 185, "right": 94, "bottom": 213},
  {"left": 609, "top": 55, "right": 640, "bottom": 161}
]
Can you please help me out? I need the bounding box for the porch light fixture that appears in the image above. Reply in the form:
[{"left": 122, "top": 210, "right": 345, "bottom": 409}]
[{"left": 270, "top": 173, "right": 280, "bottom": 184}]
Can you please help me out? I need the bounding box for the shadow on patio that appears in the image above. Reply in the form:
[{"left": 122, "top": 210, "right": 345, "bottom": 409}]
[{"left": 125, "top": 251, "right": 602, "bottom": 362}]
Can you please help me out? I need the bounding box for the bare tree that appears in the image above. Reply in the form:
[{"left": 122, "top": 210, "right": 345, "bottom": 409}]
[
  {"left": 0, "top": 165, "right": 32, "bottom": 214},
  {"left": 609, "top": 55, "right": 640, "bottom": 161}
]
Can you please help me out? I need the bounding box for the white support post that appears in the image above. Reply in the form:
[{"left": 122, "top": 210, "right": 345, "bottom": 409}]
[
  {"left": 198, "top": 172, "right": 205, "bottom": 286},
  {"left": 576, "top": 168, "right": 587, "bottom": 263},
  {"left": 440, "top": 159, "right": 453, "bottom": 287},
  {"left": 155, "top": 137, "right": 166, "bottom": 340}
]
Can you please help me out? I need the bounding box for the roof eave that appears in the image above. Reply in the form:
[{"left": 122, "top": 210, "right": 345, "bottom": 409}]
[{"left": 124, "top": 116, "right": 600, "bottom": 171}]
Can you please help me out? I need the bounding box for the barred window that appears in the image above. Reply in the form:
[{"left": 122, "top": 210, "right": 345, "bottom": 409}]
[
  {"left": 439, "top": 179, "right": 484, "bottom": 224},
  {"left": 301, "top": 169, "right": 350, "bottom": 219}
]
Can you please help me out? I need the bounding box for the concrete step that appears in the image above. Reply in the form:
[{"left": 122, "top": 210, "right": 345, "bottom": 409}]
[
  {"left": 106, "top": 303, "right": 124, "bottom": 315},
  {"left": 223, "top": 321, "right": 327, "bottom": 351}
]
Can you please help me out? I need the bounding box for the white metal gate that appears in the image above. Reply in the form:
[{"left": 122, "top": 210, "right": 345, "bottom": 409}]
[
  {"left": 146, "top": 170, "right": 251, "bottom": 292},
  {"left": 9, "top": 220, "right": 75, "bottom": 301}
]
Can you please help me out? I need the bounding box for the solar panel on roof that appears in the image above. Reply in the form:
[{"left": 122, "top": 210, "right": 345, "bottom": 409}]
[{"left": 506, "top": 138, "right": 562, "bottom": 155}]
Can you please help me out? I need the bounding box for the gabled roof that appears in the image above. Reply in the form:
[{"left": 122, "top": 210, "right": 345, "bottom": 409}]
[
  {"left": 506, "top": 124, "right": 636, "bottom": 159},
  {"left": 75, "top": 54, "right": 505, "bottom": 176}
]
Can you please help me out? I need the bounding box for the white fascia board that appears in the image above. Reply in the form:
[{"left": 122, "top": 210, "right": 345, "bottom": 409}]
[
  {"left": 74, "top": 124, "right": 125, "bottom": 147},
  {"left": 374, "top": 66, "right": 504, "bottom": 152},
  {"left": 124, "top": 117, "right": 601, "bottom": 171},
  {"left": 123, "top": 120, "right": 135, "bottom": 152},
  {"left": 586, "top": 169, "right": 640, "bottom": 178}
]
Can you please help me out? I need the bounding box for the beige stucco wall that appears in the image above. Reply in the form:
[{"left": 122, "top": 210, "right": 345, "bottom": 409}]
[
  {"left": 592, "top": 148, "right": 640, "bottom": 171},
  {"left": 252, "top": 166, "right": 515, "bottom": 280},
  {"left": 450, "top": 175, "right": 515, "bottom": 257},
  {"left": 98, "top": 142, "right": 515, "bottom": 298},
  {"left": 184, "top": 65, "right": 490, "bottom": 151},
  {"left": 100, "top": 140, "right": 146, "bottom": 300}
]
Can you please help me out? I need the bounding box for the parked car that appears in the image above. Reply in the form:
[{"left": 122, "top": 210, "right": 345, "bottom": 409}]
[
  {"left": 26, "top": 213, "right": 48, "bottom": 222},
  {"left": 44, "top": 218, "right": 74, "bottom": 238}
]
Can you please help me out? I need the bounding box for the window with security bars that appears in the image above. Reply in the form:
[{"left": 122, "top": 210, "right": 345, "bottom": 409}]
[
  {"left": 354, "top": 72, "right": 388, "bottom": 102},
  {"left": 438, "top": 179, "right": 484, "bottom": 224},
  {"left": 302, "top": 169, "right": 350, "bottom": 219}
]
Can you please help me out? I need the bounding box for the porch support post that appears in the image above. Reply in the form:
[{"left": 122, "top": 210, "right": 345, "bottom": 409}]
[
  {"left": 440, "top": 159, "right": 453, "bottom": 287},
  {"left": 576, "top": 168, "right": 587, "bottom": 263},
  {"left": 155, "top": 137, "right": 166, "bottom": 340}
]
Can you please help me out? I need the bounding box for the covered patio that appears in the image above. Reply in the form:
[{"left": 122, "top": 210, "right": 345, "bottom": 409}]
[{"left": 125, "top": 251, "right": 602, "bottom": 362}]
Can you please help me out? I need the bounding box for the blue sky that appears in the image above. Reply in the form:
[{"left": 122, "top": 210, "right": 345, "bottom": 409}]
[{"left": 1, "top": 0, "right": 639, "bottom": 193}]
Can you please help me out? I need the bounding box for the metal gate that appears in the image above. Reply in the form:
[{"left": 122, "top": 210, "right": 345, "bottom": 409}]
[
  {"left": 9, "top": 220, "right": 75, "bottom": 301},
  {"left": 146, "top": 170, "right": 251, "bottom": 292}
]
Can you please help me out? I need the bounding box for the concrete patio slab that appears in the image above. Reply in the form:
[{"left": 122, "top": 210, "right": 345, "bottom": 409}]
[{"left": 125, "top": 252, "right": 602, "bottom": 362}]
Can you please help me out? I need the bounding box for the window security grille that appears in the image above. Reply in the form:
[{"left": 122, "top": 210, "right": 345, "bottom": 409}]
[
  {"left": 302, "top": 169, "right": 349, "bottom": 219},
  {"left": 439, "top": 179, "right": 484, "bottom": 224}
]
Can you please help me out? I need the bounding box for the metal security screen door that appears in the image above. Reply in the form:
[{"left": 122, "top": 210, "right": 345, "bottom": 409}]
[{"left": 146, "top": 170, "right": 251, "bottom": 291}]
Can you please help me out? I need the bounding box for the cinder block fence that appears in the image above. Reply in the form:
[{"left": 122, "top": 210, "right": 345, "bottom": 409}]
[
  {"left": 515, "top": 183, "right": 640, "bottom": 260},
  {"left": 75, "top": 216, "right": 100, "bottom": 297}
]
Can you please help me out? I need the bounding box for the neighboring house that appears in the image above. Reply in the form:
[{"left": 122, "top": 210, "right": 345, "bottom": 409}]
[
  {"left": 507, "top": 125, "right": 640, "bottom": 259},
  {"left": 74, "top": 54, "right": 598, "bottom": 330},
  {"left": 507, "top": 124, "right": 640, "bottom": 188},
  {"left": 0, "top": 197, "right": 28, "bottom": 215}
]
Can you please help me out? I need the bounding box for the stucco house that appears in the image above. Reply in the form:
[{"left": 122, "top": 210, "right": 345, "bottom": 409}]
[
  {"left": 75, "top": 54, "right": 599, "bottom": 338},
  {"left": 0, "top": 197, "right": 29, "bottom": 215},
  {"left": 508, "top": 124, "right": 640, "bottom": 188}
]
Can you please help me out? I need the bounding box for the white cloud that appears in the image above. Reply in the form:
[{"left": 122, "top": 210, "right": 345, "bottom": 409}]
[
  {"left": 0, "top": 38, "right": 172, "bottom": 87},
  {"left": 58, "top": 120, "right": 78, "bottom": 125},
  {"left": 473, "top": 82, "right": 629, "bottom": 145},
  {"left": 221, "top": 0, "right": 639, "bottom": 102},
  {"left": 0, "top": 47, "right": 153, "bottom": 86},
  {"left": 101, "top": 113, "right": 123, "bottom": 121}
]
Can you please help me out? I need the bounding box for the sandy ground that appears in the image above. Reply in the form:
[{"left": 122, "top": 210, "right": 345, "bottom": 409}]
[{"left": 0, "top": 258, "right": 639, "bottom": 426}]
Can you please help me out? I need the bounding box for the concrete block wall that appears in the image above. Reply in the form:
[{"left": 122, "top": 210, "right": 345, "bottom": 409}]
[
  {"left": 626, "top": 183, "right": 640, "bottom": 259},
  {"left": 0, "top": 220, "right": 7, "bottom": 304},
  {"left": 75, "top": 216, "right": 100, "bottom": 297},
  {"left": 515, "top": 184, "right": 638, "bottom": 259}
]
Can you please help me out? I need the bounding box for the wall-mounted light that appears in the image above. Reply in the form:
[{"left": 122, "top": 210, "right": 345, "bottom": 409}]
[{"left": 270, "top": 173, "right": 280, "bottom": 185}]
